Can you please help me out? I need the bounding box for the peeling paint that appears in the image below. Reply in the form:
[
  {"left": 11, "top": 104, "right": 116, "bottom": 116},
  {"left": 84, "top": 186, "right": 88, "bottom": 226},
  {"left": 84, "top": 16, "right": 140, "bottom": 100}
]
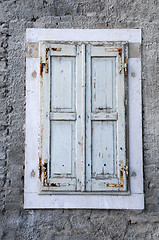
[
  {"left": 43, "top": 161, "right": 60, "bottom": 187},
  {"left": 117, "top": 48, "right": 122, "bottom": 56}
]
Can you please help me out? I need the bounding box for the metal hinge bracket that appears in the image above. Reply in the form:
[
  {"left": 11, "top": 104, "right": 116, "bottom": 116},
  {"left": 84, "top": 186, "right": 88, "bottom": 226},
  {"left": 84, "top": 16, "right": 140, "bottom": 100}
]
[
  {"left": 39, "top": 159, "right": 60, "bottom": 187},
  {"left": 52, "top": 47, "right": 61, "bottom": 51},
  {"left": 39, "top": 157, "right": 42, "bottom": 180},
  {"left": 124, "top": 57, "right": 128, "bottom": 76},
  {"left": 40, "top": 57, "right": 49, "bottom": 77},
  {"left": 39, "top": 158, "right": 47, "bottom": 179},
  {"left": 121, "top": 165, "right": 129, "bottom": 177},
  {"left": 119, "top": 57, "right": 128, "bottom": 76}
]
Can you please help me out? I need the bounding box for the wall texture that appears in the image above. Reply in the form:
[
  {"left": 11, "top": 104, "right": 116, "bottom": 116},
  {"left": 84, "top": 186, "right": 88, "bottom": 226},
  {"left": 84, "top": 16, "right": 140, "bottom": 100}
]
[{"left": 0, "top": 0, "right": 159, "bottom": 239}]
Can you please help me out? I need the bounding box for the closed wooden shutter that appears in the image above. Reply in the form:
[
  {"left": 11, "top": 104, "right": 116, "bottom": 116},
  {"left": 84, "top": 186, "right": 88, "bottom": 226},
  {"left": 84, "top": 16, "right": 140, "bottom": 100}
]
[
  {"left": 40, "top": 42, "right": 85, "bottom": 191},
  {"left": 39, "top": 41, "right": 128, "bottom": 193},
  {"left": 85, "top": 43, "right": 128, "bottom": 192}
]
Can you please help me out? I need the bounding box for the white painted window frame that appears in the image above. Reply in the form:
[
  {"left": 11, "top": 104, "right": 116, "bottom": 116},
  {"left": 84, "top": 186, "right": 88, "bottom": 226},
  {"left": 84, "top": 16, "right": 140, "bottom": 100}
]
[{"left": 25, "top": 29, "right": 144, "bottom": 209}]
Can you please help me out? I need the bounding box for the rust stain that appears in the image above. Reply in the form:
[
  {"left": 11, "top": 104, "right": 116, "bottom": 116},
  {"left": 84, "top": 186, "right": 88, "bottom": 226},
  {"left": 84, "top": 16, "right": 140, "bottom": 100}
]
[
  {"left": 107, "top": 184, "right": 117, "bottom": 187},
  {"left": 46, "top": 48, "right": 49, "bottom": 53},
  {"left": 43, "top": 161, "right": 47, "bottom": 186},
  {"left": 45, "top": 48, "right": 49, "bottom": 73},
  {"left": 121, "top": 165, "right": 129, "bottom": 177},
  {"left": 119, "top": 56, "right": 128, "bottom": 76},
  {"left": 107, "top": 183, "right": 123, "bottom": 188},
  {"left": 117, "top": 48, "right": 122, "bottom": 57},
  {"left": 120, "top": 170, "right": 123, "bottom": 182},
  {"left": 119, "top": 184, "right": 123, "bottom": 188},
  {"left": 125, "top": 56, "right": 127, "bottom": 64},
  {"left": 40, "top": 57, "right": 43, "bottom": 77},
  {"left": 42, "top": 160, "right": 60, "bottom": 187},
  {"left": 106, "top": 171, "right": 124, "bottom": 188},
  {"left": 52, "top": 48, "right": 61, "bottom": 51},
  {"left": 107, "top": 159, "right": 128, "bottom": 188},
  {"left": 94, "top": 81, "right": 96, "bottom": 88},
  {"left": 39, "top": 156, "right": 42, "bottom": 180},
  {"left": 40, "top": 54, "right": 48, "bottom": 76},
  {"left": 46, "top": 183, "right": 60, "bottom": 187},
  {"left": 124, "top": 57, "right": 128, "bottom": 77}
]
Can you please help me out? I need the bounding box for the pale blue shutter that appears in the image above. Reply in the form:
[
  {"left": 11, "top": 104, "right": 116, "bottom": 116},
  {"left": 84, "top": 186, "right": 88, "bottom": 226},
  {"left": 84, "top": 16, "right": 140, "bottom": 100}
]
[
  {"left": 85, "top": 43, "right": 128, "bottom": 192},
  {"left": 40, "top": 43, "right": 85, "bottom": 192},
  {"left": 40, "top": 41, "right": 128, "bottom": 193}
]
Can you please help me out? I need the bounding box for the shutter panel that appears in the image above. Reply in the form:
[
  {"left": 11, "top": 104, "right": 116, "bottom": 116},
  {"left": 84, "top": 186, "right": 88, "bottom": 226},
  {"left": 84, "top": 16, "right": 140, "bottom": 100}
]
[
  {"left": 85, "top": 43, "right": 128, "bottom": 192},
  {"left": 40, "top": 41, "right": 128, "bottom": 193},
  {"left": 40, "top": 42, "right": 85, "bottom": 192}
]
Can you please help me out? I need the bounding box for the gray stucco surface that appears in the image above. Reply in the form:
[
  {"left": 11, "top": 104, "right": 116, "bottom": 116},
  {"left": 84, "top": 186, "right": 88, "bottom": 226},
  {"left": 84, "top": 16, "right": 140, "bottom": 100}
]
[{"left": 0, "top": 0, "right": 159, "bottom": 239}]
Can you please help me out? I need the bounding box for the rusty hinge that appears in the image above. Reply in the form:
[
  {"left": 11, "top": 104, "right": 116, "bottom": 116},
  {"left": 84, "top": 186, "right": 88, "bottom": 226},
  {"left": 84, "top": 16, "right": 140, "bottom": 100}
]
[
  {"left": 40, "top": 57, "right": 49, "bottom": 77},
  {"left": 121, "top": 165, "right": 129, "bottom": 177},
  {"left": 39, "top": 156, "right": 42, "bottom": 179},
  {"left": 39, "top": 158, "right": 48, "bottom": 179},
  {"left": 39, "top": 159, "right": 60, "bottom": 187},
  {"left": 40, "top": 57, "right": 44, "bottom": 77},
  {"left": 119, "top": 56, "right": 128, "bottom": 76},
  {"left": 52, "top": 47, "right": 61, "bottom": 51},
  {"left": 45, "top": 62, "right": 49, "bottom": 74},
  {"left": 124, "top": 57, "right": 128, "bottom": 77},
  {"left": 45, "top": 48, "right": 49, "bottom": 74}
]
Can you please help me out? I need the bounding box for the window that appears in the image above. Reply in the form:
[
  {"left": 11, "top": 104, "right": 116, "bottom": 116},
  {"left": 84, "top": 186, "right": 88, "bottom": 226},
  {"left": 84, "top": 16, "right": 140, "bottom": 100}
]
[
  {"left": 25, "top": 29, "right": 144, "bottom": 209},
  {"left": 39, "top": 41, "right": 128, "bottom": 193}
]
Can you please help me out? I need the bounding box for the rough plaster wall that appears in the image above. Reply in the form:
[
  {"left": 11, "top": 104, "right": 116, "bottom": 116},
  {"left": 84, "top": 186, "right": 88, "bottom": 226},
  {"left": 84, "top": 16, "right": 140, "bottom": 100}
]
[{"left": 0, "top": 0, "right": 159, "bottom": 239}]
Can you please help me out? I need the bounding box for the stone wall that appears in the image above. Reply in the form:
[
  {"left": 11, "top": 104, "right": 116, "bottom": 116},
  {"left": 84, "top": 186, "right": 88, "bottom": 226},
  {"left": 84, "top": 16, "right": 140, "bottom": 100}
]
[{"left": 0, "top": 0, "right": 159, "bottom": 239}]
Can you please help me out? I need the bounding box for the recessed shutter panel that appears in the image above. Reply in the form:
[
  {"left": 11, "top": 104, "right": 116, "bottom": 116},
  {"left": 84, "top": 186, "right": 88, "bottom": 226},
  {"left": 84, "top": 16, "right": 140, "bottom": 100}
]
[
  {"left": 85, "top": 43, "right": 128, "bottom": 192},
  {"left": 40, "top": 42, "right": 85, "bottom": 192}
]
